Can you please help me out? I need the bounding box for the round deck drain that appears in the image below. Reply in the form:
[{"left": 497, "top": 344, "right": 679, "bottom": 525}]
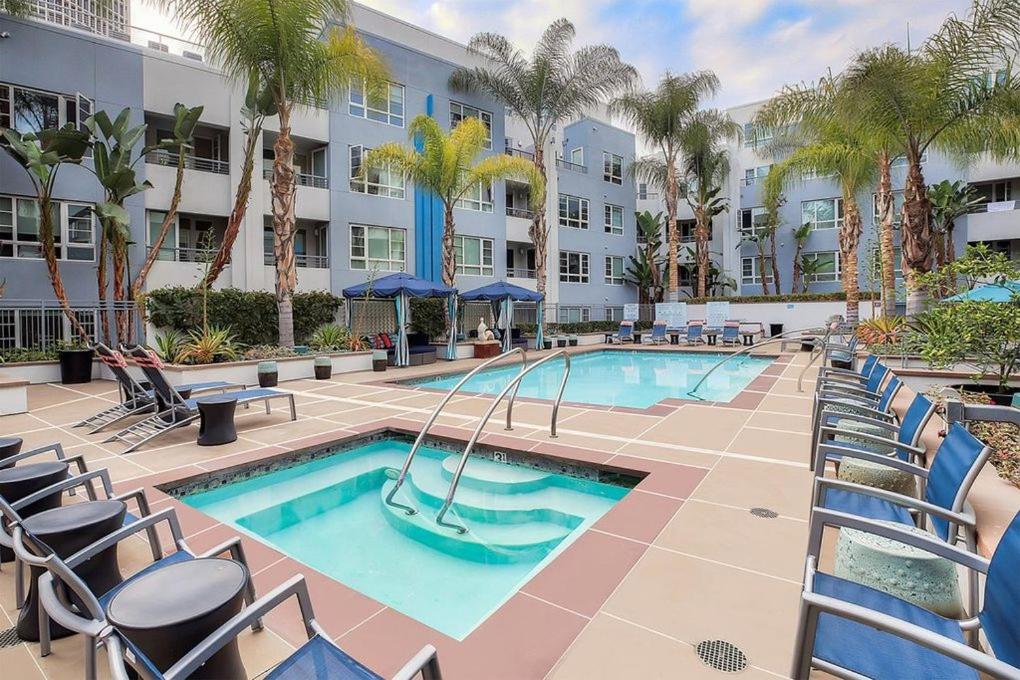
[
  {"left": 750, "top": 507, "right": 779, "bottom": 519},
  {"left": 696, "top": 639, "right": 748, "bottom": 673}
]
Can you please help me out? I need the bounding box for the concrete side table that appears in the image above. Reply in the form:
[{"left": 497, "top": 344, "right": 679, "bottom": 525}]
[
  {"left": 0, "top": 437, "right": 24, "bottom": 468},
  {"left": 835, "top": 520, "right": 964, "bottom": 618}
]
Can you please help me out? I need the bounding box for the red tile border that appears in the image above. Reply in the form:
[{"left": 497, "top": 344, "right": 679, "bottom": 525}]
[
  {"left": 607, "top": 455, "right": 708, "bottom": 498},
  {"left": 592, "top": 490, "right": 684, "bottom": 543}
]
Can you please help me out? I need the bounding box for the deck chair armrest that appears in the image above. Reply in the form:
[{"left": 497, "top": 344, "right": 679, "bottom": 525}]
[
  {"left": 816, "top": 403, "right": 897, "bottom": 426},
  {"left": 2, "top": 442, "right": 66, "bottom": 466},
  {"left": 196, "top": 535, "right": 252, "bottom": 572},
  {"left": 818, "top": 367, "right": 866, "bottom": 380},
  {"left": 109, "top": 487, "right": 153, "bottom": 518},
  {"left": 64, "top": 507, "right": 183, "bottom": 569},
  {"left": 393, "top": 645, "right": 442, "bottom": 680},
  {"left": 819, "top": 383, "right": 883, "bottom": 399},
  {"left": 816, "top": 444, "right": 927, "bottom": 476},
  {"left": 162, "top": 575, "right": 317, "bottom": 680},
  {"left": 818, "top": 427, "right": 924, "bottom": 458},
  {"left": 12, "top": 469, "right": 114, "bottom": 511},
  {"left": 799, "top": 591, "right": 1010, "bottom": 678},
  {"left": 815, "top": 478, "right": 975, "bottom": 528},
  {"left": 37, "top": 570, "right": 108, "bottom": 638}
]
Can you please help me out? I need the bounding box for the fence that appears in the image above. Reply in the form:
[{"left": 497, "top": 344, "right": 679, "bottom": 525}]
[{"left": 0, "top": 299, "right": 143, "bottom": 353}]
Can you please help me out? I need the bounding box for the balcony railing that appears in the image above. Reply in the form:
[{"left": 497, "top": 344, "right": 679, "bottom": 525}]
[
  {"left": 146, "top": 150, "right": 229, "bottom": 175},
  {"left": 262, "top": 166, "right": 329, "bottom": 189},
  {"left": 148, "top": 246, "right": 224, "bottom": 264},
  {"left": 506, "top": 206, "right": 534, "bottom": 220},
  {"left": 556, "top": 158, "right": 587, "bottom": 173},
  {"left": 505, "top": 146, "right": 535, "bottom": 161},
  {"left": 638, "top": 192, "right": 660, "bottom": 201},
  {"left": 263, "top": 253, "right": 330, "bottom": 269},
  {"left": 507, "top": 267, "right": 536, "bottom": 279},
  {"left": 980, "top": 200, "right": 1018, "bottom": 212}
]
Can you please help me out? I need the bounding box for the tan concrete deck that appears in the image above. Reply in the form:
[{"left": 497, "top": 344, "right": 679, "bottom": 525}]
[{"left": 1, "top": 348, "right": 830, "bottom": 679}]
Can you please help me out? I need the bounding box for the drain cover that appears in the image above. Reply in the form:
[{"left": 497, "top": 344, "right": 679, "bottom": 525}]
[
  {"left": 696, "top": 639, "right": 748, "bottom": 673},
  {"left": 0, "top": 627, "right": 23, "bottom": 649},
  {"left": 750, "top": 507, "right": 779, "bottom": 519}
]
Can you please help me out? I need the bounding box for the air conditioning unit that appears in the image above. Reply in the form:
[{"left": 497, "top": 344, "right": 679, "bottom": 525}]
[{"left": 147, "top": 41, "right": 168, "bottom": 53}]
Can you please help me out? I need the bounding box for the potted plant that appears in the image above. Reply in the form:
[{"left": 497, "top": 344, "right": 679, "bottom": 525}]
[
  {"left": 568, "top": 334, "right": 578, "bottom": 347},
  {"left": 293, "top": 345, "right": 310, "bottom": 355},
  {"left": 372, "top": 349, "right": 388, "bottom": 372},
  {"left": 257, "top": 361, "right": 278, "bottom": 387},
  {"left": 556, "top": 336, "right": 567, "bottom": 348},
  {"left": 542, "top": 337, "right": 552, "bottom": 350},
  {"left": 57, "top": 341, "right": 94, "bottom": 385},
  {"left": 314, "top": 355, "right": 332, "bottom": 380}
]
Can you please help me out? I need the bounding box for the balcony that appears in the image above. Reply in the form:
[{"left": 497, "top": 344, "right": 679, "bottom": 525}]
[
  {"left": 555, "top": 158, "right": 587, "bottom": 174},
  {"left": 262, "top": 252, "right": 330, "bottom": 269},
  {"left": 146, "top": 150, "right": 229, "bottom": 175},
  {"left": 963, "top": 200, "right": 1019, "bottom": 242},
  {"left": 506, "top": 206, "right": 534, "bottom": 220},
  {"left": 262, "top": 165, "right": 329, "bottom": 189},
  {"left": 147, "top": 246, "right": 232, "bottom": 290},
  {"left": 507, "top": 267, "right": 536, "bottom": 279},
  {"left": 505, "top": 146, "right": 536, "bottom": 161}
]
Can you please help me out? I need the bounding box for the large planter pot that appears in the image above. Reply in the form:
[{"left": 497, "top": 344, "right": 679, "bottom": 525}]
[
  {"left": 314, "top": 356, "right": 332, "bottom": 380},
  {"left": 372, "top": 349, "right": 388, "bottom": 372},
  {"left": 257, "top": 361, "right": 278, "bottom": 388},
  {"left": 568, "top": 335, "right": 578, "bottom": 347},
  {"left": 58, "top": 349, "right": 94, "bottom": 385},
  {"left": 542, "top": 339, "right": 552, "bottom": 350},
  {"left": 950, "top": 383, "right": 1020, "bottom": 407}
]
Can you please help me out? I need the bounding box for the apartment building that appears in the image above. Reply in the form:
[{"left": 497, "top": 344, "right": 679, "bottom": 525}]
[
  {"left": 638, "top": 99, "right": 1020, "bottom": 300},
  {"left": 0, "top": 4, "right": 638, "bottom": 346}
]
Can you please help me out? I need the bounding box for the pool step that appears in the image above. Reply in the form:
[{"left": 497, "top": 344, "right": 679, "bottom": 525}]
[
  {"left": 440, "top": 455, "right": 554, "bottom": 494},
  {"left": 380, "top": 480, "right": 572, "bottom": 563}
]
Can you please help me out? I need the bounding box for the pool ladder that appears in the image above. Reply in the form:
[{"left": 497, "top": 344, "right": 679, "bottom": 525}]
[{"left": 384, "top": 348, "right": 572, "bottom": 535}]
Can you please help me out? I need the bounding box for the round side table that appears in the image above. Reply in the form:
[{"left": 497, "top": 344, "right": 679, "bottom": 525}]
[
  {"left": 106, "top": 557, "right": 249, "bottom": 679},
  {"left": 197, "top": 396, "right": 238, "bottom": 446},
  {"left": 835, "top": 520, "right": 964, "bottom": 618},
  {"left": 0, "top": 437, "right": 24, "bottom": 468},
  {"left": 0, "top": 461, "right": 69, "bottom": 562},
  {"left": 18, "top": 499, "right": 127, "bottom": 640}
]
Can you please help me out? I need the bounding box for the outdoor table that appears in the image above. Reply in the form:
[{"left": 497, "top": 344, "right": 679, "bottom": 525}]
[
  {"left": 604, "top": 332, "right": 614, "bottom": 344},
  {"left": 706, "top": 333, "right": 718, "bottom": 346},
  {"left": 197, "top": 395, "right": 238, "bottom": 447},
  {"left": 106, "top": 557, "right": 249, "bottom": 679},
  {"left": 18, "top": 499, "right": 127, "bottom": 640},
  {"left": 669, "top": 332, "right": 680, "bottom": 345},
  {"left": 740, "top": 331, "right": 756, "bottom": 346},
  {"left": 632, "top": 333, "right": 642, "bottom": 345},
  {"left": 0, "top": 437, "right": 23, "bottom": 468},
  {"left": 0, "top": 461, "right": 69, "bottom": 562}
]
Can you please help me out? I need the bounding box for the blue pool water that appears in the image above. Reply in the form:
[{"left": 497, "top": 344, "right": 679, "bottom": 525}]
[
  {"left": 182, "top": 439, "right": 628, "bottom": 639},
  {"left": 406, "top": 350, "right": 773, "bottom": 408}
]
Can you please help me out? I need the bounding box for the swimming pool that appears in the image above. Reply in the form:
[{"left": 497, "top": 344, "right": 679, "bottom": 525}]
[
  {"left": 404, "top": 350, "right": 773, "bottom": 408},
  {"left": 180, "top": 437, "right": 630, "bottom": 640}
]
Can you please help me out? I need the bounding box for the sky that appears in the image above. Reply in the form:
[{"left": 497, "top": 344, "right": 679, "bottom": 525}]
[{"left": 131, "top": 0, "right": 973, "bottom": 109}]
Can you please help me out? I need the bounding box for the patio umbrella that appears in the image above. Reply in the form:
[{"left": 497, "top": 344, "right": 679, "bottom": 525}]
[
  {"left": 446, "top": 295, "right": 458, "bottom": 361},
  {"left": 944, "top": 281, "right": 1020, "bottom": 302},
  {"left": 535, "top": 300, "right": 544, "bottom": 351}
]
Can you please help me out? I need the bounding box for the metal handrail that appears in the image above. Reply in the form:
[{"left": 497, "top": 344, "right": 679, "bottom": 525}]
[
  {"left": 384, "top": 348, "right": 529, "bottom": 516},
  {"left": 795, "top": 324, "right": 834, "bottom": 392},
  {"left": 686, "top": 326, "right": 830, "bottom": 399},
  {"left": 436, "top": 350, "right": 571, "bottom": 534}
]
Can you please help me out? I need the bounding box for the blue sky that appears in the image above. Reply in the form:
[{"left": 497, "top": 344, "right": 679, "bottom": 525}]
[{"left": 132, "top": 0, "right": 973, "bottom": 107}]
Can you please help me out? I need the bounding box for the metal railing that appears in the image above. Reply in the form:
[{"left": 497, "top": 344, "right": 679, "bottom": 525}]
[
  {"left": 262, "top": 253, "right": 329, "bottom": 268},
  {"left": 0, "top": 299, "right": 141, "bottom": 352},
  {"left": 435, "top": 350, "right": 572, "bottom": 534},
  {"left": 146, "top": 150, "right": 229, "bottom": 175},
  {"left": 506, "top": 268, "right": 536, "bottom": 279},
  {"left": 31, "top": 0, "right": 130, "bottom": 40},
  {"left": 261, "top": 166, "right": 329, "bottom": 189},
  {"left": 637, "top": 191, "right": 660, "bottom": 201},
  {"left": 147, "top": 246, "right": 222, "bottom": 264},
  {"left": 555, "top": 158, "right": 587, "bottom": 173},
  {"left": 384, "top": 348, "right": 530, "bottom": 516},
  {"left": 506, "top": 206, "right": 534, "bottom": 220},
  {"left": 505, "top": 146, "right": 535, "bottom": 161}
]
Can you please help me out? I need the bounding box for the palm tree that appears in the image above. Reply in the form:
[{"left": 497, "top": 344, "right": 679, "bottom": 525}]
[
  {"left": 450, "top": 19, "right": 637, "bottom": 298},
  {"left": 610, "top": 71, "right": 721, "bottom": 300},
  {"left": 839, "top": 0, "right": 1020, "bottom": 315},
  {"left": 365, "top": 116, "right": 542, "bottom": 286},
  {"left": 629, "top": 211, "right": 665, "bottom": 304},
  {"left": 155, "top": 0, "right": 387, "bottom": 346},
  {"left": 929, "top": 180, "right": 983, "bottom": 268}
]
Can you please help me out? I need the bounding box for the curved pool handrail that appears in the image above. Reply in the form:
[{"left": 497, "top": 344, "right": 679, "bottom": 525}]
[
  {"left": 435, "top": 350, "right": 571, "bottom": 534},
  {"left": 685, "top": 326, "right": 829, "bottom": 400},
  {"left": 384, "top": 347, "right": 529, "bottom": 516}
]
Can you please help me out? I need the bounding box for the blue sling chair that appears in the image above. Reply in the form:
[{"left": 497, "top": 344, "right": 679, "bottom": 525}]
[
  {"left": 609, "top": 320, "right": 634, "bottom": 344},
  {"left": 721, "top": 322, "right": 741, "bottom": 346},
  {"left": 824, "top": 335, "right": 859, "bottom": 369},
  {"left": 817, "top": 353, "right": 880, "bottom": 387},
  {"left": 792, "top": 508, "right": 1020, "bottom": 679},
  {"left": 685, "top": 321, "right": 705, "bottom": 345},
  {"left": 103, "top": 574, "right": 442, "bottom": 680},
  {"left": 810, "top": 367, "right": 900, "bottom": 465},
  {"left": 646, "top": 320, "right": 668, "bottom": 344}
]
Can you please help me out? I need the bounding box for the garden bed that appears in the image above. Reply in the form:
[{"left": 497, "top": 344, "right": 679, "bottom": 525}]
[{"left": 159, "top": 351, "right": 374, "bottom": 386}]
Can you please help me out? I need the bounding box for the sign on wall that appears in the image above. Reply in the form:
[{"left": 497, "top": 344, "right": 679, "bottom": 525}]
[
  {"left": 623, "top": 303, "right": 640, "bottom": 321},
  {"left": 706, "top": 301, "right": 731, "bottom": 328},
  {"left": 655, "top": 302, "right": 688, "bottom": 329}
]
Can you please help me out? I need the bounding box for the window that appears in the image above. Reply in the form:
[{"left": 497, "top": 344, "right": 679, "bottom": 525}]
[
  {"left": 638, "top": 183, "right": 649, "bottom": 199},
  {"left": 349, "top": 145, "right": 405, "bottom": 199},
  {"left": 604, "top": 256, "right": 625, "bottom": 285},
  {"left": 147, "top": 210, "right": 177, "bottom": 261},
  {"left": 604, "top": 203, "right": 624, "bottom": 235},
  {"left": 872, "top": 190, "right": 905, "bottom": 226},
  {"left": 349, "top": 81, "right": 404, "bottom": 127},
  {"left": 743, "top": 122, "right": 773, "bottom": 148},
  {"left": 559, "top": 250, "right": 589, "bottom": 283},
  {"left": 741, "top": 257, "right": 774, "bottom": 285},
  {"left": 449, "top": 101, "right": 492, "bottom": 149},
  {"left": 605, "top": 306, "right": 624, "bottom": 322},
  {"left": 456, "top": 182, "right": 494, "bottom": 212},
  {"left": 801, "top": 198, "right": 844, "bottom": 230},
  {"left": 350, "top": 225, "right": 406, "bottom": 271},
  {"left": 557, "top": 306, "right": 590, "bottom": 324},
  {"left": 738, "top": 207, "right": 768, "bottom": 235},
  {"left": 558, "top": 194, "right": 589, "bottom": 229},
  {"left": 0, "top": 83, "right": 93, "bottom": 136},
  {"left": 569, "top": 147, "right": 584, "bottom": 165},
  {"left": 803, "top": 251, "right": 840, "bottom": 282},
  {"left": 679, "top": 219, "right": 696, "bottom": 243},
  {"left": 976, "top": 181, "right": 1013, "bottom": 204},
  {"left": 743, "top": 165, "right": 771, "bottom": 184},
  {"left": 678, "top": 265, "right": 693, "bottom": 288},
  {"left": 0, "top": 195, "right": 94, "bottom": 261},
  {"left": 603, "top": 151, "right": 623, "bottom": 184},
  {"left": 454, "top": 235, "right": 494, "bottom": 276}
]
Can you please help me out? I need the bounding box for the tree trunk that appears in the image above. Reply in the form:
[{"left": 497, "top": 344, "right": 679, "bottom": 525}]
[
  {"left": 272, "top": 104, "right": 298, "bottom": 347},
  {"left": 791, "top": 243, "right": 803, "bottom": 295},
  {"left": 97, "top": 226, "right": 110, "bottom": 343},
  {"left": 529, "top": 147, "right": 549, "bottom": 298},
  {"left": 841, "top": 197, "right": 863, "bottom": 324},
  {"left": 665, "top": 163, "right": 679, "bottom": 301},
  {"left": 111, "top": 232, "right": 129, "bottom": 343},
  {"left": 757, "top": 243, "right": 770, "bottom": 296},
  {"left": 877, "top": 151, "right": 897, "bottom": 318},
  {"left": 944, "top": 218, "right": 957, "bottom": 264},
  {"left": 38, "top": 194, "right": 88, "bottom": 341},
  {"left": 768, "top": 230, "right": 781, "bottom": 294},
  {"left": 901, "top": 154, "right": 932, "bottom": 318},
  {"left": 204, "top": 118, "right": 262, "bottom": 288},
  {"left": 694, "top": 205, "right": 708, "bottom": 298},
  {"left": 441, "top": 204, "right": 457, "bottom": 287}
]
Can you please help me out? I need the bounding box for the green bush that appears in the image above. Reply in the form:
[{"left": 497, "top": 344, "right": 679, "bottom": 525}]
[
  {"left": 410, "top": 298, "right": 447, "bottom": 340},
  {"left": 515, "top": 321, "right": 652, "bottom": 337},
  {"left": 147, "top": 287, "right": 342, "bottom": 345},
  {"left": 309, "top": 323, "right": 352, "bottom": 351},
  {"left": 0, "top": 347, "right": 59, "bottom": 363},
  {"left": 682, "top": 291, "right": 879, "bottom": 304}
]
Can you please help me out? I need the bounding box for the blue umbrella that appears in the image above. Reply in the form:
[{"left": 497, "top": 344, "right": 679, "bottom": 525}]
[
  {"left": 944, "top": 281, "right": 1020, "bottom": 303},
  {"left": 460, "top": 281, "right": 544, "bottom": 353}
]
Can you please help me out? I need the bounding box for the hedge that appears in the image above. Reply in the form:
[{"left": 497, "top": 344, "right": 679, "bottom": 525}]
[
  {"left": 680, "top": 291, "right": 879, "bottom": 304},
  {"left": 147, "top": 287, "right": 342, "bottom": 345}
]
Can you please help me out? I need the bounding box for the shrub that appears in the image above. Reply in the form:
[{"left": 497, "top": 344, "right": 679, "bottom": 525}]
[
  {"left": 0, "top": 347, "right": 58, "bottom": 363},
  {"left": 242, "top": 345, "right": 297, "bottom": 360},
  {"left": 682, "top": 291, "right": 879, "bottom": 304},
  {"left": 154, "top": 329, "right": 187, "bottom": 362},
  {"left": 175, "top": 327, "right": 240, "bottom": 365},
  {"left": 856, "top": 316, "right": 907, "bottom": 345},
  {"left": 309, "top": 323, "right": 352, "bottom": 352},
  {"left": 410, "top": 298, "right": 447, "bottom": 340}
]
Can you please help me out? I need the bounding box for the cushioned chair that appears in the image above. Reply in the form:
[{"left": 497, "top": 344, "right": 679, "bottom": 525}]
[
  {"left": 810, "top": 372, "right": 901, "bottom": 466},
  {"left": 825, "top": 336, "right": 859, "bottom": 369},
  {"left": 104, "top": 574, "right": 441, "bottom": 680},
  {"left": 609, "top": 321, "right": 634, "bottom": 344},
  {"left": 791, "top": 508, "right": 1020, "bottom": 679},
  {"left": 817, "top": 354, "right": 880, "bottom": 388}
]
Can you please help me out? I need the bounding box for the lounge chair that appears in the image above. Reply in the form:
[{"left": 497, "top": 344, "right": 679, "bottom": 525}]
[
  {"left": 825, "top": 336, "right": 859, "bottom": 369},
  {"left": 4, "top": 503, "right": 261, "bottom": 680},
  {"left": 74, "top": 343, "right": 241, "bottom": 434},
  {"left": 645, "top": 320, "right": 668, "bottom": 345},
  {"left": 104, "top": 573, "right": 442, "bottom": 680},
  {"left": 684, "top": 321, "right": 704, "bottom": 345},
  {"left": 791, "top": 508, "right": 1020, "bottom": 679},
  {"left": 809, "top": 368, "right": 898, "bottom": 462},
  {"left": 817, "top": 354, "right": 880, "bottom": 387},
  {"left": 609, "top": 321, "right": 634, "bottom": 344},
  {"left": 721, "top": 321, "right": 741, "bottom": 346},
  {"left": 103, "top": 346, "right": 296, "bottom": 454}
]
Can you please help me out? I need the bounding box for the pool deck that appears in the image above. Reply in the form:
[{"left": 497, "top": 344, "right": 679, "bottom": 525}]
[{"left": 1, "top": 346, "right": 822, "bottom": 679}]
